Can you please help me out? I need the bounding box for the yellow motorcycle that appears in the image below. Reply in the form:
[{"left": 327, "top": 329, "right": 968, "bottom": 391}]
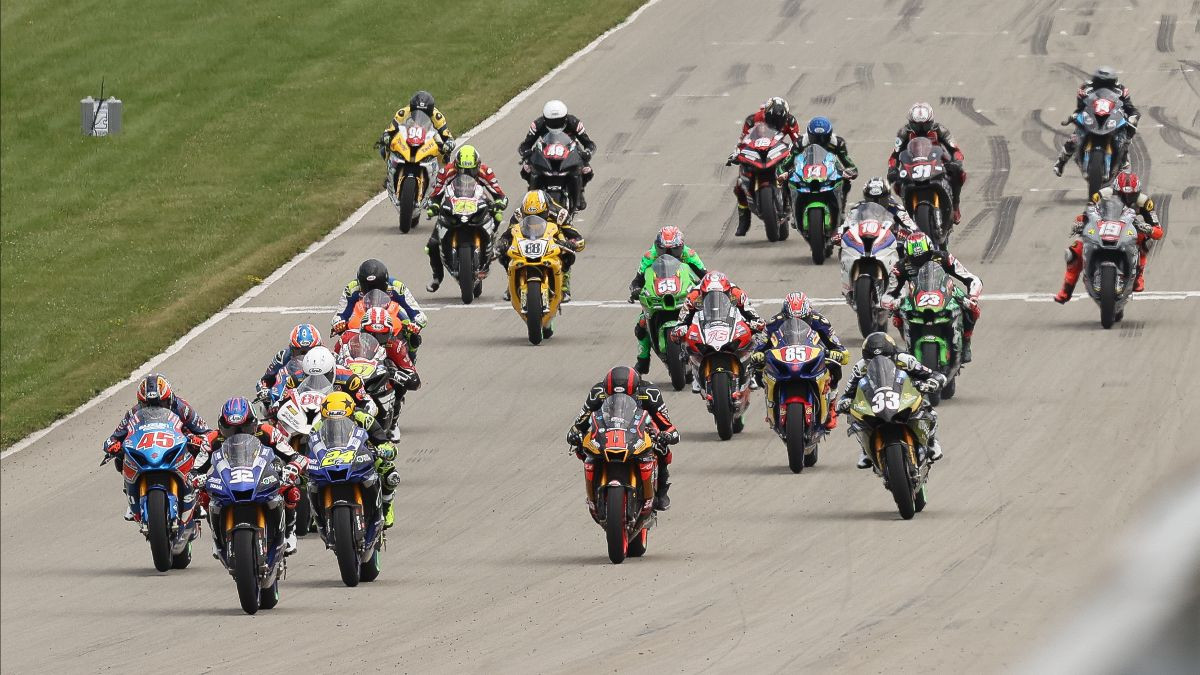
[
  {"left": 581, "top": 393, "right": 660, "bottom": 564},
  {"left": 386, "top": 110, "right": 442, "bottom": 233},
  {"left": 505, "top": 215, "right": 567, "bottom": 345},
  {"left": 846, "top": 356, "right": 940, "bottom": 519}
]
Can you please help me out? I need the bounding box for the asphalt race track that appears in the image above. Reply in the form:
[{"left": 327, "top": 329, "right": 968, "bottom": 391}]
[{"left": 2, "top": 1, "right": 1198, "bottom": 672}]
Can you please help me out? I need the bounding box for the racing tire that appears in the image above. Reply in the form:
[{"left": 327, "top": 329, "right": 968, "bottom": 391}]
[
  {"left": 232, "top": 529, "right": 261, "bottom": 614},
  {"left": 785, "top": 403, "right": 807, "bottom": 474},
  {"left": 171, "top": 541, "right": 192, "bottom": 570},
  {"left": 1086, "top": 145, "right": 1107, "bottom": 198},
  {"left": 359, "top": 548, "right": 382, "bottom": 582},
  {"left": 711, "top": 371, "right": 734, "bottom": 441},
  {"left": 666, "top": 339, "right": 686, "bottom": 392},
  {"left": 525, "top": 279, "right": 545, "bottom": 345},
  {"left": 605, "top": 486, "right": 628, "bottom": 564},
  {"left": 760, "top": 186, "right": 781, "bottom": 242},
  {"left": 627, "top": 528, "right": 648, "bottom": 558},
  {"left": 885, "top": 443, "right": 917, "bottom": 520},
  {"left": 331, "top": 505, "right": 360, "bottom": 587},
  {"left": 398, "top": 176, "right": 417, "bottom": 234},
  {"left": 806, "top": 206, "right": 826, "bottom": 265},
  {"left": 457, "top": 240, "right": 475, "bottom": 305},
  {"left": 942, "top": 376, "right": 957, "bottom": 399},
  {"left": 915, "top": 486, "right": 927, "bottom": 513},
  {"left": 915, "top": 202, "right": 936, "bottom": 242},
  {"left": 854, "top": 275, "right": 877, "bottom": 338},
  {"left": 920, "top": 343, "right": 943, "bottom": 406},
  {"left": 295, "top": 495, "right": 311, "bottom": 536},
  {"left": 146, "top": 490, "right": 173, "bottom": 572},
  {"left": 259, "top": 578, "right": 280, "bottom": 610},
  {"left": 1099, "top": 264, "right": 1117, "bottom": 329}
]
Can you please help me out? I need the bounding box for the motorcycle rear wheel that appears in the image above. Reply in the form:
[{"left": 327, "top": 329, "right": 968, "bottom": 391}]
[
  {"left": 760, "top": 186, "right": 781, "bottom": 242},
  {"left": 525, "top": 279, "right": 545, "bottom": 345},
  {"left": 920, "top": 342, "right": 942, "bottom": 406},
  {"left": 1099, "top": 265, "right": 1118, "bottom": 329},
  {"left": 915, "top": 202, "right": 936, "bottom": 242},
  {"left": 605, "top": 486, "right": 628, "bottom": 564},
  {"left": 885, "top": 443, "right": 917, "bottom": 520},
  {"left": 785, "top": 402, "right": 807, "bottom": 474},
  {"left": 666, "top": 339, "right": 686, "bottom": 391},
  {"left": 806, "top": 206, "right": 826, "bottom": 265},
  {"left": 1086, "top": 146, "right": 1107, "bottom": 197},
  {"left": 147, "top": 490, "right": 172, "bottom": 572},
  {"left": 398, "top": 176, "right": 417, "bottom": 234},
  {"left": 233, "top": 529, "right": 261, "bottom": 614},
  {"left": 854, "top": 275, "right": 877, "bottom": 338},
  {"left": 295, "top": 494, "right": 311, "bottom": 536},
  {"left": 332, "top": 505, "right": 360, "bottom": 587},
  {"left": 711, "top": 371, "right": 734, "bottom": 441},
  {"left": 457, "top": 240, "right": 475, "bottom": 305}
]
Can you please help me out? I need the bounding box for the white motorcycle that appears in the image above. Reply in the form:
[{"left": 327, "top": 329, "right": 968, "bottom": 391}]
[{"left": 839, "top": 203, "right": 901, "bottom": 338}]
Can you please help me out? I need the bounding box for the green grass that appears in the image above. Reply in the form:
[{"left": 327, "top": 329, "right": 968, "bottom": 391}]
[{"left": 0, "top": 0, "right": 644, "bottom": 446}]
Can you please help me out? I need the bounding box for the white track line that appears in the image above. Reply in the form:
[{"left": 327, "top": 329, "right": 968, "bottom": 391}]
[{"left": 0, "top": 0, "right": 665, "bottom": 462}]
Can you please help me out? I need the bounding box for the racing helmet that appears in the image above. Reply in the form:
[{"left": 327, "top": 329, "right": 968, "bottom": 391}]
[
  {"left": 1114, "top": 170, "right": 1140, "bottom": 206},
  {"left": 807, "top": 116, "right": 832, "bottom": 145},
  {"left": 1092, "top": 66, "right": 1118, "bottom": 89},
  {"left": 409, "top": 90, "right": 435, "bottom": 115},
  {"left": 357, "top": 259, "right": 389, "bottom": 293},
  {"left": 543, "top": 100, "right": 568, "bottom": 128},
  {"left": 861, "top": 332, "right": 898, "bottom": 359},
  {"left": 782, "top": 291, "right": 812, "bottom": 319},
  {"left": 698, "top": 271, "right": 732, "bottom": 294},
  {"left": 302, "top": 346, "right": 336, "bottom": 376},
  {"left": 321, "top": 391, "right": 355, "bottom": 419},
  {"left": 763, "top": 97, "right": 790, "bottom": 129},
  {"left": 862, "top": 177, "right": 889, "bottom": 202},
  {"left": 656, "top": 226, "right": 684, "bottom": 259},
  {"left": 521, "top": 190, "right": 550, "bottom": 217},
  {"left": 218, "top": 396, "right": 256, "bottom": 438},
  {"left": 907, "top": 102, "right": 935, "bottom": 134},
  {"left": 904, "top": 232, "right": 932, "bottom": 258},
  {"left": 603, "top": 365, "right": 642, "bottom": 396},
  {"left": 137, "top": 374, "right": 174, "bottom": 408},
  {"left": 289, "top": 323, "right": 322, "bottom": 356},
  {"left": 456, "top": 145, "right": 480, "bottom": 177}
]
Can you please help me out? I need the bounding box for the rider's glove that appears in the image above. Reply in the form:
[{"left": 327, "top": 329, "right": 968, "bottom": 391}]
[
  {"left": 750, "top": 351, "right": 766, "bottom": 367},
  {"left": 331, "top": 319, "right": 348, "bottom": 335},
  {"left": 749, "top": 318, "right": 766, "bottom": 332},
  {"left": 887, "top": 168, "right": 900, "bottom": 184},
  {"left": 425, "top": 203, "right": 438, "bottom": 219},
  {"left": 103, "top": 439, "right": 122, "bottom": 456},
  {"left": 376, "top": 442, "right": 397, "bottom": 462},
  {"left": 628, "top": 288, "right": 640, "bottom": 304},
  {"left": 843, "top": 167, "right": 859, "bottom": 180},
  {"left": 188, "top": 472, "right": 207, "bottom": 490},
  {"left": 391, "top": 368, "right": 414, "bottom": 388},
  {"left": 566, "top": 428, "right": 583, "bottom": 447},
  {"left": 443, "top": 138, "right": 456, "bottom": 154},
  {"left": 725, "top": 151, "right": 738, "bottom": 166},
  {"left": 836, "top": 398, "right": 852, "bottom": 414},
  {"left": 659, "top": 429, "right": 680, "bottom": 446},
  {"left": 670, "top": 325, "right": 687, "bottom": 343},
  {"left": 494, "top": 196, "right": 509, "bottom": 211}
]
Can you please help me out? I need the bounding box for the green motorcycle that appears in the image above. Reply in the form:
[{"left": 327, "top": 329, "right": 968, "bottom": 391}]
[
  {"left": 639, "top": 255, "right": 699, "bottom": 390},
  {"left": 897, "top": 261, "right": 964, "bottom": 405}
]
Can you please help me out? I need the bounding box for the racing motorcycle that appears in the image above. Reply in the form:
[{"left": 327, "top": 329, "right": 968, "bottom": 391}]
[
  {"left": 580, "top": 393, "right": 660, "bottom": 564},
  {"left": 897, "top": 261, "right": 965, "bottom": 404},
  {"left": 103, "top": 408, "right": 202, "bottom": 572},
  {"left": 761, "top": 319, "right": 845, "bottom": 473},
  {"left": 839, "top": 203, "right": 901, "bottom": 338},
  {"left": 637, "top": 254, "right": 700, "bottom": 390},
  {"left": 505, "top": 215, "right": 567, "bottom": 345},
  {"left": 734, "top": 122, "right": 793, "bottom": 242},
  {"left": 272, "top": 372, "right": 335, "bottom": 534},
  {"left": 386, "top": 110, "right": 443, "bottom": 233},
  {"left": 1081, "top": 197, "right": 1142, "bottom": 328},
  {"left": 789, "top": 145, "right": 845, "bottom": 264},
  {"left": 305, "top": 417, "right": 384, "bottom": 587},
  {"left": 524, "top": 129, "right": 586, "bottom": 216},
  {"left": 434, "top": 174, "right": 496, "bottom": 304},
  {"left": 1067, "top": 88, "right": 1133, "bottom": 196},
  {"left": 679, "top": 292, "right": 756, "bottom": 440},
  {"left": 336, "top": 331, "right": 403, "bottom": 434},
  {"left": 204, "top": 434, "right": 287, "bottom": 614},
  {"left": 894, "top": 137, "right": 954, "bottom": 249},
  {"left": 845, "top": 356, "right": 942, "bottom": 520}
]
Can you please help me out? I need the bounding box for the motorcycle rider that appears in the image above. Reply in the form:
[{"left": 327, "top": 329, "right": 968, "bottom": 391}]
[
  {"left": 310, "top": 392, "right": 402, "bottom": 529},
  {"left": 839, "top": 177, "right": 920, "bottom": 241},
  {"left": 256, "top": 323, "right": 323, "bottom": 402},
  {"left": 627, "top": 226, "right": 707, "bottom": 374},
  {"left": 1054, "top": 170, "right": 1164, "bottom": 302},
  {"left": 566, "top": 365, "right": 680, "bottom": 511},
  {"left": 495, "top": 190, "right": 584, "bottom": 302},
  {"left": 358, "top": 308, "right": 422, "bottom": 439},
  {"left": 887, "top": 102, "right": 967, "bottom": 224},
  {"left": 376, "top": 90, "right": 455, "bottom": 162},
  {"left": 423, "top": 145, "right": 509, "bottom": 293},
  {"left": 885, "top": 232, "right": 983, "bottom": 363},
  {"left": 194, "top": 396, "right": 308, "bottom": 555},
  {"left": 837, "top": 332, "right": 947, "bottom": 468},
  {"left": 671, "top": 271, "right": 767, "bottom": 394},
  {"left": 1053, "top": 66, "right": 1141, "bottom": 177},
  {"left": 796, "top": 116, "right": 859, "bottom": 202},
  {"left": 750, "top": 292, "right": 850, "bottom": 430},
  {"left": 727, "top": 97, "right": 803, "bottom": 236},
  {"left": 333, "top": 259, "right": 428, "bottom": 359},
  {"left": 101, "top": 374, "right": 212, "bottom": 521},
  {"left": 518, "top": 100, "right": 597, "bottom": 210},
  {"left": 271, "top": 346, "right": 373, "bottom": 415}
]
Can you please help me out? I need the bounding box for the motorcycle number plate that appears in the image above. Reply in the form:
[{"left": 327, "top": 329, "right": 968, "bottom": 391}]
[
  {"left": 655, "top": 277, "right": 679, "bottom": 295},
  {"left": 1097, "top": 220, "right": 1122, "bottom": 241},
  {"left": 321, "top": 449, "right": 356, "bottom": 467},
  {"left": 781, "top": 345, "right": 818, "bottom": 362},
  {"left": 858, "top": 219, "right": 882, "bottom": 237},
  {"left": 520, "top": 240, "right": 546, "bottom": 258},
  {"left": 543, "top": 143, "right": 569, "bottom": 159},
  {"left": 704, "top": 326, "right": 730, "bottom": 344},
  {"left": 347, "top": 360, "right": 376, "bottom": 378},
  {"left": 229, "top": 467, "right": 256, "bottom": 484},
  {"left": 903, "top": 163, "right": 935, "bottom": 179},
  {"left": 297, "top": 392, "right": 324, "bottom": 408},
  {"left": 1093, "top": 98, "right": 1115, "bottom": 116},
  {"left": 871, "top": 389, "right": 901, "bottom": 413},
  {"left": 915, "top": 290, "right": 945, "bottom": 308},
  {"left": 406, "top": 126, "right": 427, "bottom": 145},
  {"left": 803, "top": 164, "right": 827, "bottom": 180},
  {"left": 753, "top": 137, "right": 772, "bottom": 149},
  {"left": 452, "top": 199, "right": 478, "bottom": 215}
]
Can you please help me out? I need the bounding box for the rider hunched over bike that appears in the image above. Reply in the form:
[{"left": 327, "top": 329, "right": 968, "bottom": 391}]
[
  {"left": 1054, "top": 170, "right": 1164, "bottom": 303},
  {"left": 837, "top": 332, "right": 946, "bottom": 468},
  {"left": 518, "top": 100, "right": 597, "bottom": 210},
  {"left": 1053, "top": 66, "right": 1141, "bottom": 177},
  {"left": 377, "top": 90, "right": 456, "bottom": 163},
  {"left": 310, "top": 392, "right": 402, "bottom": 529},
  {"left": 424, "top": 145, "right": 509, "bottom": 293},
  {"left": 672, "top": 271, "right": 766, "bottom": 393},
  {"left": 885, "top": 232, "right": 983, "bottom": 363},
  {"left": 728, "top": 97, "right": 803, "bottom": 236},
  {"left": 102, "top": 374, "right": 212, "bottom": 521},
  {"left": 334, "top": 259, "right": 428, "bottom": 358},
  {"left": 839, "top": 177, "right": 920, "bottom": 241},
  {"left": 495, "top": 190, "right": 585, "bottom": 302},
  {"left": 566, "top": 366, "right": 680, "bottom": 511},
  {"left": 257, "top": 323, "right": 323, "bottom": 401},
  {"left": 628, "top": 226, "right": 706, "bottom": 374},
  {"left": 887, "top": 102, "right": 967, "bottom": 224},
  {"left": 751, "top": 292, "right": 850, "bottom": 430},
  {"left": 796, "top": 116, "right": 859, "bottom": 202}
]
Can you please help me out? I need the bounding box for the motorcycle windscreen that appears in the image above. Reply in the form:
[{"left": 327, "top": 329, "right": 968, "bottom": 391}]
[
  {"left": 519, "top": 215, "right": 549, "bottom": 240},
  {"left": 861, "top": 356, "right": 905, "bottom": 420},
  {"left": 700, "top": 291, "right": 735, "bottom": 325},
  {"left": 406, "top": 110, "right": 435, "bottom": 133},
  {"left": 296, "top": 373, "right": 335, "bottom": 397},
  {"left": 914, "top": 260, "right": 951, "bottom": 295},
  {"left": 1096, "top": 196, "right": 1128, "bottom": 221},
  {"left": 905, "top": 137, "right": 935, "bottom": 160},
  {"left": 774, "top": 317, "right": 816, "bottom": 347},
  {"left": 222, "top": 433, "right": 266, "bottom": 468},
  {"left": 317, "top": 416, "right": 358, "bottom": 449},
  {"left": 449, "top": 174, "right": 480, "bottom": 199},
  {"left": 651, "top": 255, "right": 683, "bottom": 280},
  {"left": 342, "top": 332, "right": 382, "bottom": 361},
  {"left": 853, "top": 202, "right": 892, "bottom": 225},
  {"left": 132, "top": 406, "right": 183, "bottom": 429},
  {"left": 800, "top": 145, "right": 837, "bottom": 177},
  {"left": 747, "top": 122, "right": 776, "bottom": 143},
  {"left": 362, "top": 289, "right": 391, "bottom": 312},
  {"left": 597, "top": 393, "right": 641, "bottom": 434}
]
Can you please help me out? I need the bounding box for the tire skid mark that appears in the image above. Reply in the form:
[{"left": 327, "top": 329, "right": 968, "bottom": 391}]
[
  {"left": 884, "top": 62, "right": 906, "bottom": 81},
  {"left": 1022, "top": 129, "right": 1060, "bottom": 160},
  {"left": 811, "top": 94, "right": 836, "bottom": 106},
  {"left": 619, "top": 66, "right": 695, "bottom": 152},
  {"left": 589, "top": 178, "right": 634, "bottom": 233},
  {"left": 1119, "top": 320, "right": 1145, "bottom": 339},
  {"left": 770, "top": 2, "right": 810, "bottom": 40},
  {"left": 940, "top": 96, "right": 996, "bottom": 126},
  {"left": 1157, "top": 14, "right": 1177, "bottom": 53},
  {"left": 1151, "top": 194, "right": 1170, "bottom": 260},
  {"left": 605, "top": 132, "right": 629, "bottom": 156},
  {"left": 1128, "top": 134, "right": 1152, "bottom": 186},
  {"left": 713, "top": 209, "right": 737, "bottom": 252},
  {"left": 1181, "top": 61, "right": 1200, "bottom": 100},
  {"left": 894, "top": 0, "right": 924, "bottom": 33},
  {"left": 725, "top": 62, "right": 750, "bottom": 87},
  {"left": 1074, "top": 21, "right": 1090, "bottom": 36},
  {"left": 959, "top": 206, "right": 994, "bottom": 238},
  {"left": 983, "top": 136, "right": 1011, "bottom": 202},
  {"left": 786, "top": 73, "right": 807, "bottom": 99},
  {"left": 982, "top": 196, "right": 1022, "bottom": 263},
  {"left": 659, "top": 184, "right": 686, "bottom": 220},
  {"left": 1031, "top": 16, "right": 1052, "bottom": 55},
  {"left": 1182, "top": 186, "right": 1200, "bottom": 200},
  {"left": 1054, "top": 61, "right": 1091, "bottom": 82},
  {"left": 830, "top": 63, "right": 874, "bottom": 97},
  {"left": 1148, "top": 106, "right": 1200, "bottom": 155},
  {"left": 780, "top": 0, "right": 805, "bottom": 18}
]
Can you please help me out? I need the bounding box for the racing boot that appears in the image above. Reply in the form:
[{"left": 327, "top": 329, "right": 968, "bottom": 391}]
[
  {"left": 653, "top": 461, "right": 670, "bottom": 511},
  {"left": 824, "top": 411, "right": 838, "bottom": 431},
  {"left": 1134, "top": 268, "right": 1146, "bottom": 292},
  {"left": 382, "top": 494, "right": 396, "bottom": 529},
  {"left": 1054, "top": 241, "right": 1084, "bottom": 304},
  {"left": 927, "top": 438, "right": 944, "bottom": 462},
  {"left": 690, "top": 367, "right": 702, "bottom": 394},
  {"left": 562, "top": 271, "right": 572, "bottom": 303},
  {"left": 123, "top": 505, "right": 136, "bottom": 521},
  {"left": 735, "top": 205, "right": 751, "bottom": 237},
  {"left": 425, "top": 237, "right": 443, "bottom": 292},
  {"left": 961, "top": 337, "right": 973, "bottom": 364},
  {"left": 1052, "top": 152, "right": 1069, "bottom": 177},
  {"left": 635, "top": 355, "right": 650, "bottom": 375},
  {"left": 857, "top": 449, "right": 871, "bottom": 469},
  {"left": 284, "top": 512, "right": 298, "bottom": 556}
]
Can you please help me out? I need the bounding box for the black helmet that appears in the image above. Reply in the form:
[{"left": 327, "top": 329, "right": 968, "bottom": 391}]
[
  {"left": 357, "top": 259, "right": 389, "bottom": 292},
  {"left": 862, "top": 177, "right": 888, "bottom": 202},
  {"left": 861, "top": 332, "right": 898, "bottom": 359},
  {"left": 409, "top": 90, "right": 435, "bottom": 114},
  {"left": 1092, "top": 66, "right": 1118, "bottom": 89},
  {"left": 763, "top": 97, "right": 790, "bottom": 129},
  {"left": 603, "top": 366, "right": 641, "bottom": 395}
]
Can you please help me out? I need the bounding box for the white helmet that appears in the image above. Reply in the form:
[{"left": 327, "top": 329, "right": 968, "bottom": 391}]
[
  {"left": 543, "top": 100, "right": 568, "bottom": 120},
  {"left": 302, "top": 346, "right": 335, "bottom": 376}
]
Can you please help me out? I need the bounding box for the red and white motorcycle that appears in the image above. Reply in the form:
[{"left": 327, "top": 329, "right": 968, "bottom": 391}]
[{"left": 839, "top": 203, "right": 901, "bottom": 338}]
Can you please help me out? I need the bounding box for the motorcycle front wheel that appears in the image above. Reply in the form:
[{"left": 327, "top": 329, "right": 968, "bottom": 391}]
[
  {"left": 398, "top": 176, "right": 417, "bottom": 234},
  {"left": 232, "top": 529, "right": 261, "bottom": 614},
  {"left": 885, "top": 443, "right": 917, "bottom": 520},
  {"left": 605, "top": 486, "right": 628, "bottom": 564}
]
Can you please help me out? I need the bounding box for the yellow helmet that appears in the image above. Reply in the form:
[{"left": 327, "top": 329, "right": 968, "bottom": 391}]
[
  {"left": 321, "top": 391, "right": 355, "bottom": 419},
  {"left": 521, "top": 190, "right": 550, "bottom": 217}
]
